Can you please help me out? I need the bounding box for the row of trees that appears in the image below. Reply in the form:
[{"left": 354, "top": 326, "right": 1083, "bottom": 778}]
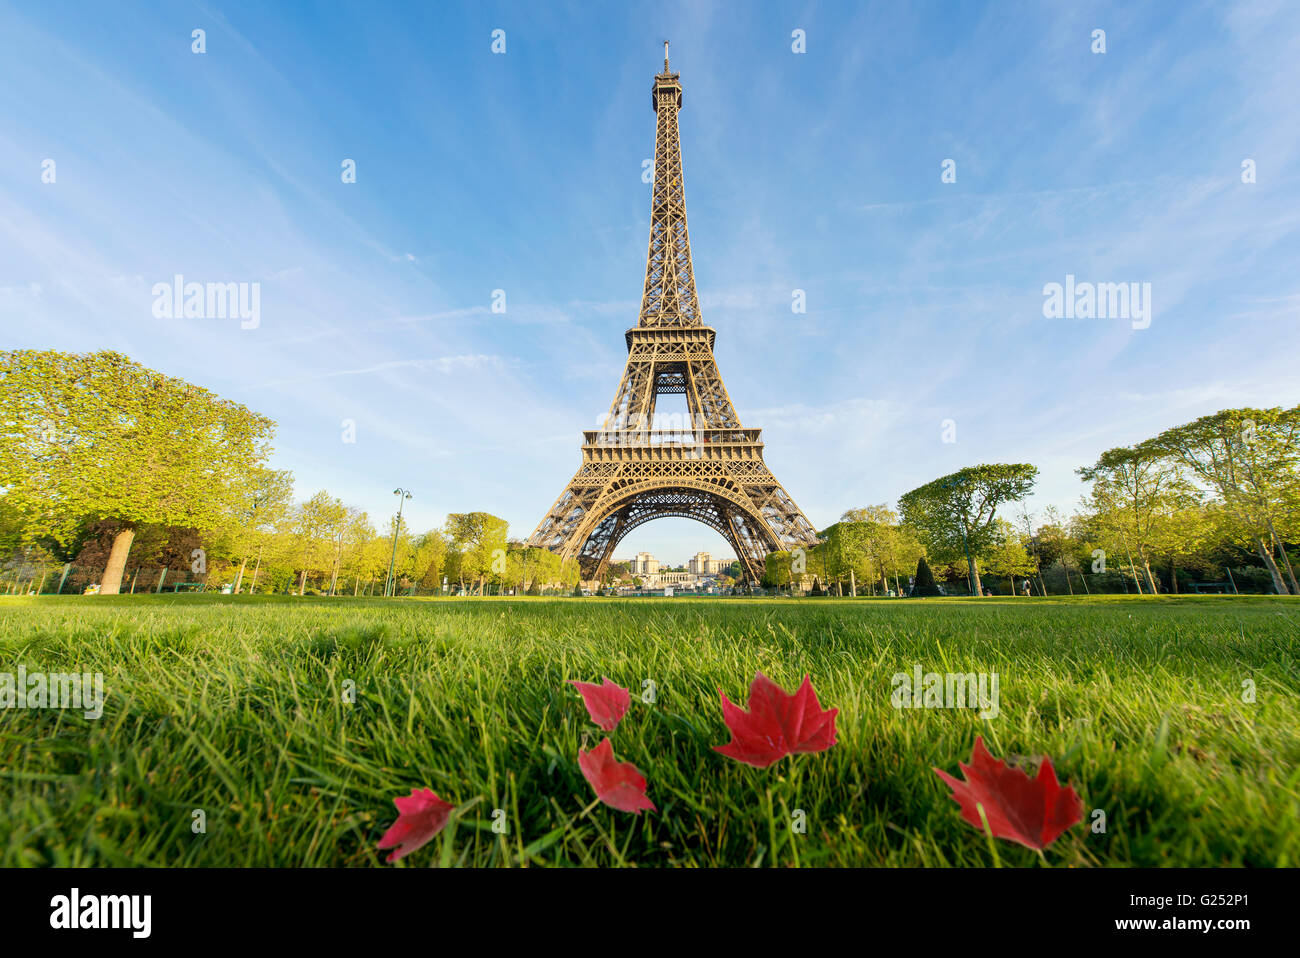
[
  {"left": 0, "top": 350, "right": 590, "bottom": 595},
  {"left": 766, "top": 406, "right": 1299, "bottom": 596},
  {"left": 2, "top": 351, "right": 1296, "bottom": 597},
  {"left": 763, "top": 505, "right": 928, "bottom": 595},
  {"left": 1076, "top": 407, "right": 1299, "bottom": 595},
  {"left": 209, "top": 502, "right": 584, "bottom": 597}
]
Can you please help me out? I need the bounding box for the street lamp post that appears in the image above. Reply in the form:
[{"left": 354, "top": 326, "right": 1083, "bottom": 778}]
[{"left": 385, "top": 488, "right": 413, "bottom": 597}]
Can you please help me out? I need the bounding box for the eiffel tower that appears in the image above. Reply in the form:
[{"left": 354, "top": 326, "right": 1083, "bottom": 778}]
[{"left": 527, "top": 44, "right": 818, "bottom": 584}]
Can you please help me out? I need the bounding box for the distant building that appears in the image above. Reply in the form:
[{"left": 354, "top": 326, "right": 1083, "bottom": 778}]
[
  {"left": 656, "top": 571, "right": 697, "bottom": 586},
  {"left": 616, "top": 555, "right": 704, "bottom": 590},
  {"left": 630, "top": 552, "right": 660, "bottom": 575},
  {"left": 615, "top": 550, "right": 736, "bottom": 589},
  {"left": 689, "top": 551, "right": 735, "bottom": 575}
]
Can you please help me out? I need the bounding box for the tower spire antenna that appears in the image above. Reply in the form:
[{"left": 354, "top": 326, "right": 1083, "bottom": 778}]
[{"left": 664, "top": 40, "right": 669, "bottom": 71}]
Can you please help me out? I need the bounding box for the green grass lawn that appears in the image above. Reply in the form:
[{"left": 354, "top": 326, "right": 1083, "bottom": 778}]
[{"left": 1, "top": 594, "right": 1297, "bottom": 867}]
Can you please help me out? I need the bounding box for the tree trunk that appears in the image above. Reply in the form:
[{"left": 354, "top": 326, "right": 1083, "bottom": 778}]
[
  {"left": 1126, "top": 548, "right": 1143, "bottom": 593},
  {"left": 233, "top": 557, "right": 248, "bottom": 594},
  {"left": 1267, "top": 520, "right": 1299, "bottom": 595},
  {"left": 1138, "top": 547, "right": 1158, "bottom": 594},
  {"left": 100, "top": 527, "right": 136, "bottom": 595},
  {"left": 1169, "top": 559, "right": 1178, "bottom": 594},
  {"left": 297, "top": 568, "right": 307, "bottom": 595},
  {"left": 1121, "top": 540, "right": 1147, "bottom": 594},
  {"left": 967, "top": 558, "right": 983, "bottom": 596},
  {"left": 1255, "top": 537, "right": 1290, "bottom": 595},
  {"left": 329, "top": 535, "right": 343, "bottom": 596}
]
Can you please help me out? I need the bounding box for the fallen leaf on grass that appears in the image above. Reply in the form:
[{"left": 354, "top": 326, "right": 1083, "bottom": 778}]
[
  {"left": 569, "top": 677, "right": 631, "bottom": 732},
  {"left": 377, "top": 788, "right": 454, "bottom": 863},
  {"left": 578, "top": 738, "right": 655, "bottom": 814},
  {"left": 934, "top": 737, "right": 1082, "bottom": 850},
  {"left": 713, "top": 672, "right": 837, "bottom": 768}
]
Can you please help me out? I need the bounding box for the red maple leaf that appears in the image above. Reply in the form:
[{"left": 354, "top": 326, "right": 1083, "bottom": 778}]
[
  {"left": 569, "top": 677, "right": 631, "bottom": 732},
  {"left": 713, "top": 672, "right": 838, "bottom": 768},
  {"left": 933, "top": 736, "right": 1083, "bottom": 850},
  {"left": 376, "top": 788, "right": 455, "bottom": 863},
  {"left": 578, "top": 738, "right": 656, "bottom": 814}
]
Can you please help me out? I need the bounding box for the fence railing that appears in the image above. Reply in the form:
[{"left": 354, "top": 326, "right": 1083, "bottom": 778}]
[{"left": 0, "top": 564, "right": 216, "bottom": 596}]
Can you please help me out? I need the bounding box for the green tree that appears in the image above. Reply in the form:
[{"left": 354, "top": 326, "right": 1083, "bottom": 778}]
[
  {"left": 411, "top": 528, "right": 450, "bottom": 590},
  {"left": 325, "top": 507, "right": 375, "bottom": 595},
  {"left": 816, "top": 522, "right": 873, "bottom": 595},
  {"left": 764, "top": 550, "right": 793, "bottom": 591},
  {"left": 559, "top": 557, "right": 582, "bottom": 591},
  {"left": 519, "top": 546, "right": 560, "bottom": 593},
  {"left": 290, "top": 491, "right": 347, "bottom": 594},
  {"left": 0, "top": 350, "right": 277, "bottom": 593},
  {"left": 1033, "top": 506, "right": 1087, "bottom": 594},
  {"left": 217, "top": 466, "right": 294, "bottom": 594},
  {"left": 338, "top": 511, "right": 381, "bottom": 593},
  {"left": 446, "top": 512, "right": 509, "bottom": 594},
  {"left": 982, "top": 519, "right": 1039, "bottom": 595},
  {"left": 910, "top": 556, "right": 941, "bottom": 596},
  {"left": 837, "top": 505, "right": 925, "bottom": 595},
  {"left": 899, "top": 463, "right": 1038, "bottom": 596},
  {"left": 1078, "top": 444, "right": 1192, "bottom": 594},
  {"left": 1144, "top": 406, "right": 1300, "bottom": 594}
]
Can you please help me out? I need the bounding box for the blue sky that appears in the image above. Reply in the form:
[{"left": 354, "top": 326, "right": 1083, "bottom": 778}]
[{"left": 2, "top": 0, "right": 1298, "bottom": 565}]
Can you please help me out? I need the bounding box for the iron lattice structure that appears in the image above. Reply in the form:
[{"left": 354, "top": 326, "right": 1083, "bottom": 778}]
[{"left": 527, "top": 46, "right": 819, "bottom": 584}]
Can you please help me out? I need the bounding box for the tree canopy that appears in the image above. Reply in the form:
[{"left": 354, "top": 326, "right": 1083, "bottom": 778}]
[
  {"left": 0, "top": 349, "right": 277, "bottom": 593},
  {"left": 1140, "top": 406, "right": 1299, "bottom": 594},
  {"left": 898, "top": 463, "right": 1038, "bottom": 595}
]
